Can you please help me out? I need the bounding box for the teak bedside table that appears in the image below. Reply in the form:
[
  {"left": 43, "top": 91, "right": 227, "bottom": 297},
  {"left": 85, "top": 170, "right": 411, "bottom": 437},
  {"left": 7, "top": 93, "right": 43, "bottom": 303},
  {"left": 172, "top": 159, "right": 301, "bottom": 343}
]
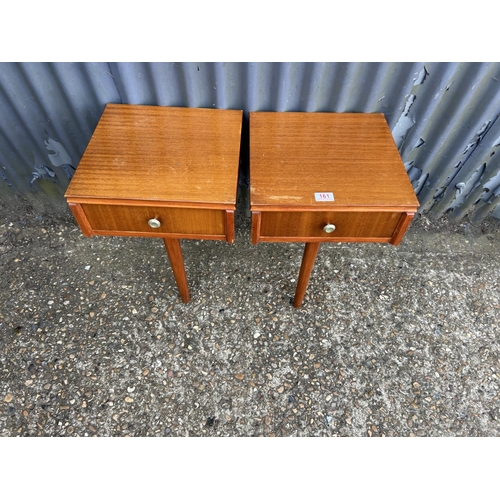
[
  {"left": 250, "top": 112, "right": 419, "bottom": 308},
  {"left": 65, "top": 104, "right": 243, "bottom": 303}
]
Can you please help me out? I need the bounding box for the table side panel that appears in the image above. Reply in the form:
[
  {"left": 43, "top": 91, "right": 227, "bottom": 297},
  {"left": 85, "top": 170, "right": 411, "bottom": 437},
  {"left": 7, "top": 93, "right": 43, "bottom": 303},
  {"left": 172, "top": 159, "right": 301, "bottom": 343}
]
[
  {"left": 390, "top": 212, "right": 415, "bottom": 246},
  {"left": 68, "top": 203, "right": 93, "bottom": 237}
]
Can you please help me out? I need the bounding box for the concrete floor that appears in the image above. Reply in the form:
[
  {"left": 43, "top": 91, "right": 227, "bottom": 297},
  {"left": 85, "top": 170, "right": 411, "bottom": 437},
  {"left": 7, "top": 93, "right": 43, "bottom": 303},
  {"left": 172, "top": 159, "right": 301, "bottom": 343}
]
[{"left": 1, "top": 193, "right": 499, "bottom": 436}]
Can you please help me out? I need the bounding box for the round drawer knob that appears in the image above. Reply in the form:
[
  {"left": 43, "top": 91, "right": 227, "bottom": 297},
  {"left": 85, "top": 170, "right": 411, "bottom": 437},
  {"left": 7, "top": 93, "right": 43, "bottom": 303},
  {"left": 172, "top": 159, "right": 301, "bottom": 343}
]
[
  {"left": 323, "top": 223, "right": 336, "bottom": 233},
  {"left": 148, "top": 218, "right": 161, "bottom": 229}
]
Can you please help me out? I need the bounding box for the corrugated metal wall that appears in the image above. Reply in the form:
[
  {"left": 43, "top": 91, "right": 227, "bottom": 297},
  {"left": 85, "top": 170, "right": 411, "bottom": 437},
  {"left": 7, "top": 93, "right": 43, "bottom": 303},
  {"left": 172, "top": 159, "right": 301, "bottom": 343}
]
[{"left": 1, "top": 62, "right": 500, "bottom": 221}]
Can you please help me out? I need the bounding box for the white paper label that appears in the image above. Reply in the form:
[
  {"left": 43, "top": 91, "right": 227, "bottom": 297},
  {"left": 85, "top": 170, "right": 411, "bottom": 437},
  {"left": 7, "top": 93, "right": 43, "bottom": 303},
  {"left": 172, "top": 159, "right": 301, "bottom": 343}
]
[{"left": 314, "top": 192, "right": 334, "bottom": 202}]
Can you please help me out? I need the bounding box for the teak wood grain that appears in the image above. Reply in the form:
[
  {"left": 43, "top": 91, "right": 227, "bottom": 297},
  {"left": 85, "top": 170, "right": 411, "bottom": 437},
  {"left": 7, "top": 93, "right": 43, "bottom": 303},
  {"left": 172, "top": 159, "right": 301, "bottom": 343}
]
[
  {"left": 82, "top": 204, "right": 226, "bottom": 236},
  {"left": 293, "top": 243, "right": 320, "bottom": 308},
  {"left": 249, "top": 111, "right": 420, "bottom": 307},
  {"left": 163, "top": 238, "right": 190, "bottom": 303},
  {"left": 65, "top": 104, "right": 243, "bottom": 206},
  {"left": 259, "top": 211, "right": 402, "bottom": 240},
  {"left": 65, "top": 104, "right": 243, "bottom": 303},
  {"left": 250, "top": 112, "right": 418, "bottom": 211}
]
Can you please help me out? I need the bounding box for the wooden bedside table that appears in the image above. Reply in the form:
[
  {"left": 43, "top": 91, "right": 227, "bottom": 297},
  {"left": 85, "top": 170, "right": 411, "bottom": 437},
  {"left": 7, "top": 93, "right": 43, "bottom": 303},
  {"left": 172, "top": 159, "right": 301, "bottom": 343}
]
[
  {"left": 65, "top": 104, "right": 243, "bottom": 303},
  {"left": 250, "top": 112, "right": 419, "bottom": 308}
]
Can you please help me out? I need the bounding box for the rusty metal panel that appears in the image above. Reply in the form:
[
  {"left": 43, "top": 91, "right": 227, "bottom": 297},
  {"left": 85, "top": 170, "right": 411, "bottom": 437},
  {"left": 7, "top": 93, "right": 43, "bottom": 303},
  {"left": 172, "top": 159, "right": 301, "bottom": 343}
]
[{"left": 1, "top": 62, "right": 499, "bottom": 221}]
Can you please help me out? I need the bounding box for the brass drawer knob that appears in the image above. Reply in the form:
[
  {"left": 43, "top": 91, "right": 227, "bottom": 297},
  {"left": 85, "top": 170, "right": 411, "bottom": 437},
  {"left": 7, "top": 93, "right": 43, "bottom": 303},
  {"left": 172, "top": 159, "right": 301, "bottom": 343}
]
[
  {"left": 323, "top": 223, "right": 336, "bottom": 233},
  {"left": 148, "top": 218, "right": 161, "bottom": 229}
]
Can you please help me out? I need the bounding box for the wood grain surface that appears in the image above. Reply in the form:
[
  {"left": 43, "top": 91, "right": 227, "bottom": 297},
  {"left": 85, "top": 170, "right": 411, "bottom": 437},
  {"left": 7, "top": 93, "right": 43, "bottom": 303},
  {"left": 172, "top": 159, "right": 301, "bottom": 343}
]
[
  {"left": 293, "top": 242, "right": 320, "bottom": 308},
  {"left": 81, "top": 204, "right": 225, "bottom": 236},
  {"left": 250, "top": 112, "right": 419, "bottom": 211},
  {"left": 65, "top": 104, "right": 243, "bottom": 206},
  {"left": 260, "top": 211, "right": 401, "bottom": 239}
]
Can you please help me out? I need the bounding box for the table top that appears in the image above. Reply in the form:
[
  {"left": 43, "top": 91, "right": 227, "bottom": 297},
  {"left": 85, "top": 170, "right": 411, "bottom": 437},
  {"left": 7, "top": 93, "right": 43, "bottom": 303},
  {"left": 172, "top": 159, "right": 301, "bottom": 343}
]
[
  {"left": 250, "top": 112, "right": 419, "bottom": 211},
  {"left": 65, "top": 104, "right": 243, "bottom": 207}
]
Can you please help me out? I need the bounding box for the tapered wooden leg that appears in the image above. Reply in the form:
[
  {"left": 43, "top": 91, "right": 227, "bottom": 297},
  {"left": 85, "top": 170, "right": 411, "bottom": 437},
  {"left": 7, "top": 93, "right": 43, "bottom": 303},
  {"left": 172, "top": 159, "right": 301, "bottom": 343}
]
[
  {"left": 163, "top": 238, "right": 190, "bottom": 303},
  {"left": 293, "top": 242, "right": 320, "bottom": 308}
]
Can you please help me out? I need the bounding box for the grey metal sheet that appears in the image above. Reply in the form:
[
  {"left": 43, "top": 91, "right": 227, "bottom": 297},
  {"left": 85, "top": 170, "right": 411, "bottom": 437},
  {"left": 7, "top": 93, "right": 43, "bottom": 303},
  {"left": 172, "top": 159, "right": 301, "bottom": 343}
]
[{"left": 1, "top": 62, "right": 499, "bottom": 221}]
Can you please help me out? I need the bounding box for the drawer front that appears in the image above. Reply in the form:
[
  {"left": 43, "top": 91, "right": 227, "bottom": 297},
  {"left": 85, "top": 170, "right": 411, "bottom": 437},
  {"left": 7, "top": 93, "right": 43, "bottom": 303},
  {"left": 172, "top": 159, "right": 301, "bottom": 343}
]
[
  {"left": 260, "top": 211, "right": 402, "bottom": 239},
  {"left": 82, "top": 204, "right": 226, "bottom": 236}
]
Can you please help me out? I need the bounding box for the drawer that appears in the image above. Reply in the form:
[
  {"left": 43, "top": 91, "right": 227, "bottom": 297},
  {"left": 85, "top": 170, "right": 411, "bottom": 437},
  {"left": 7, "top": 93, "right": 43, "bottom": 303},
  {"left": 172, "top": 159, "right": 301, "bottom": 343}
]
[
  {"left": 81, "top": 204, "right": 227, "bottom": 238},
  {"left": 258, "top": 211, "right": 403, "bottom": 241}
]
